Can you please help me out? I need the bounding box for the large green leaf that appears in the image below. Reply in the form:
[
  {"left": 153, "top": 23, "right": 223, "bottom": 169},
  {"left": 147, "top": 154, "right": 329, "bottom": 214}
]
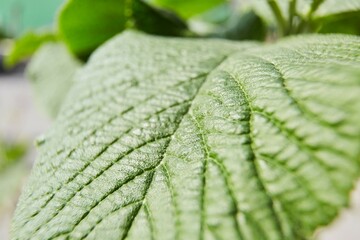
[
  {"left": 27, "top": 43, "right": 82, "bottom": 118},
  {"left": 12, "top": 32, "right": 360, "bottom": 239},
  {"left": 58, "top": 0, "right": 187, "bottom": 59}
]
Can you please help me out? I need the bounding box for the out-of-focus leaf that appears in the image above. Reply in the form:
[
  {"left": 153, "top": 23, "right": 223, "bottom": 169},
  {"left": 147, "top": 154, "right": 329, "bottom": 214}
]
[
  {"left": 0, "top": 140, "right": 27, "bottom": 212},
  {"left": 220, "top": 11, "right": 266, "bottom": 41},
  {"left": 248, "top": 0, "right": 289, "bottom": 25},
  {"left": 317, "top": 11, "right": 360, "bottom": 35},
  {"left": 190, "top": 6, "right": 265, "bottom": 40},
  {"left": 27, "top": 43, "right": 82, "bottom": 118},
  {"left": 4, "top": 31, "right": 56, "bottom": 68},
  {"left": 147, "top": 0, "right": 228, "bottom": 19},
  {"left": 196, "top": 3, "right": 232, "bottom": 25},
  {"left": 58, "top": 0, "right": 188, "bottom": 59},
  {"left": 247, "top": 0, "right": 360, "bottom": 35},
  {"left": 314, "top": 0, "right": 360, "bottom": 17},
  {"left": 0, "top": 161, "right": 26, "bottom": 212},
  {"left": 186, "top": 4, "right": 233, "bottom": 36},
  {"left": 0, "top": 140, "right": 26, "bottom": 172}
]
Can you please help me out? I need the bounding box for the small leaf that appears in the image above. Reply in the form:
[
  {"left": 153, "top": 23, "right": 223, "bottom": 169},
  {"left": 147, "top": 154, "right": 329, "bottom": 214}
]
[
  {"left": 12, "top": 32, "right": 360, "bottom": 240},
  {"left": 0, "top": 140, "right": 26, "bottom": 172},
  {"left": 316, "top": 11, "right": 360, "bottom": 35},
  {"left": 0, "top": 139, "right": 27, "bottom": 212},
  {"left": 58, "top": 0, "right": 188, "bottom": 59},
  {"left": 4, "top": 31, "right": 56, "bottom": 68},
  {"left": 27, "top": 43, "right": 82, "bottom": 118}
]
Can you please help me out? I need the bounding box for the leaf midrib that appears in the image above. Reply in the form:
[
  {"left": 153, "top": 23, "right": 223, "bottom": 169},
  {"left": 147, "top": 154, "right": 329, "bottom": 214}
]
[{"left": 30, "top": 54, "right": 234, "bottom": 239}]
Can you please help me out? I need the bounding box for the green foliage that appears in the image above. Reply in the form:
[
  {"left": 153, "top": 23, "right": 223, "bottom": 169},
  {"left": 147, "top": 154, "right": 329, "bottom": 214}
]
[
  {"left": 0, "top": 140, "right": 26, "bottom": 172},
  {"left": 12, "top": 31, "right": 360, "bottom": 240},
  {"left": 218, "top": 11, "right": 266, "bottom": 41},
  {"left": 58, "top": 0, "right": 188, "bottom": 59},
  {"left": 249, "top": 0, "right": 360, "bottom": 35},
  {"left": 27, "top": 43, "right": 82, "bottom": 118},
  {"left": 0, "top": 140, "right": 27, "bottom": 211},
  {"left": 316, "top": 12, "right": 360, "bottom": 35},
  {"left": 4, "top": 31, "right": 56, "bottom": 67},
  {"left": 314, "top": 0, "right": 360, "bottom": 17},
  {"left": 7, "top": 0, "right": 360, "bottom": 239}
]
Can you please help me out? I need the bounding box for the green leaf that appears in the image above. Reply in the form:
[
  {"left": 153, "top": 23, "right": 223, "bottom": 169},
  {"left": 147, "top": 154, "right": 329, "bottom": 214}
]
[
  {"left": 12, "top": 32, "right": 360, "bottom": 240},
  {"left": 147, "top": 0, "right": 227, "bottom": 19},
  {"left": 27, "top": 43, "right": 82, "bottom": 118},
  {"left": 58, "top": 0, "right": 188, "bottom": 59},
  {"left": 4, "top": 31, "right": 56, "bottom": 68},
  {"left": 0, "top": 140, "right": 26, "bottom": 173},
  {"left": 313, "top": 0, "right": 360, "bottom": 17},
  {"left": 248, "top": 0, "right": 289, "bottom": 24},
  {"left": 310, "top": 0, "right": 360, "bottom": 35},
  {"left": 0, "top": 139, "right": 27, "bottom": 211},
  {"left": 219, "top": 11, "right": 266, "bottom": 41},
  {"left": 316, "top": 11, "right": 360, "bottom": 35},
  {"left": 0, "top": 160, "right": 27, "bottom": 212}
]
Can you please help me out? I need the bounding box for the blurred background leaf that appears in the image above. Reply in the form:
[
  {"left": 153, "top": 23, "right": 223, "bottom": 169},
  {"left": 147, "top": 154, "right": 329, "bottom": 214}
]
[
  {"left": 316, "top": 11, "right": 360, "bottom": 35},
  {"left": 4, "top": 31, "right": 56, "bottom": 68},
  {"left": 58, "top": 0, "right": 188, "bottom": 60},
  {"left": 314, "top": 0, "right": 360, "bottom": 17},
  {"left": 27, "top": 43, "right": 82, "bottom": 118},
  {"left": 0, "top": 139, "right": 27, "bottom": 212},
  {"left": 215, "top": 10, "right": 266, "bottom": 40}
]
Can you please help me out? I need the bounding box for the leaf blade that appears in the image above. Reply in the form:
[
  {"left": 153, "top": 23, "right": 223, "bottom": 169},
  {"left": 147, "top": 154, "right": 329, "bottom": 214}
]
[{"left": 12, "top": 32, "right": 360, "bottom": 240}]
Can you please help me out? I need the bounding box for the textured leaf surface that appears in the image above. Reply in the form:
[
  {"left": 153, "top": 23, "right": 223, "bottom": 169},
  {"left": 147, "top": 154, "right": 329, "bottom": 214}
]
[
  {"left": 12, "top": 32, "right": 360, "bottom": 240},
  {"left": 27, "top": 43, "right": 82, "bottom": 118},
  {"left": 58, "top": 0, "right": 187, "bottom": 59}
]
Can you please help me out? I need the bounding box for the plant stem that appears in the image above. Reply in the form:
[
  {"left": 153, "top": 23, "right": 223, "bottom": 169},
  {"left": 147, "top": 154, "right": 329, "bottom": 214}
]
[
  {"left": 267, "top": 0, "right": 287, "bottom": 36},
  {"left": 296, "top": 0, "right": 325, "bottom": 33},
  {"left": 287, "top": 0, "right": 297, "bottom": 34}
]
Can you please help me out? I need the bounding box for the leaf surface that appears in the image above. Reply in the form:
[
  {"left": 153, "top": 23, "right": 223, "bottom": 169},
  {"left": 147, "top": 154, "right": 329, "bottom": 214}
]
[{"left": 12, "top": 32, "right": 360, "bottom": 240}]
